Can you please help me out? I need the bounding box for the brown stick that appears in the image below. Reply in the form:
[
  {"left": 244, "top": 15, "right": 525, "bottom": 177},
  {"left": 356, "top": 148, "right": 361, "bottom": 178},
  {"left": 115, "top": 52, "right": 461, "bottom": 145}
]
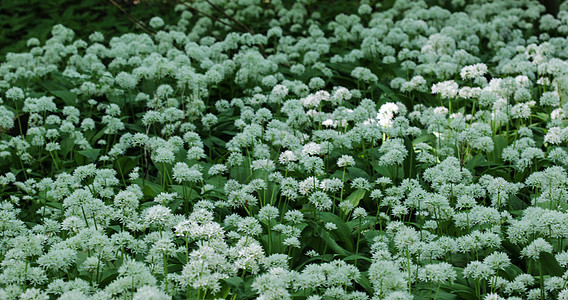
[
  {"left": 107, "top": 0, "right": 156, "bottom": 35},
  {"left": 203, "top": 0, "right": 254, "bottom": 34},
  {"left": 200, "top": 0, "right": 268, "bottom": 57},
  {"left": 177, "top": 0, "right": 267, "bottom": 58},
  {"left": 177, "top": 0, "right": 245, "bottom": 33}
]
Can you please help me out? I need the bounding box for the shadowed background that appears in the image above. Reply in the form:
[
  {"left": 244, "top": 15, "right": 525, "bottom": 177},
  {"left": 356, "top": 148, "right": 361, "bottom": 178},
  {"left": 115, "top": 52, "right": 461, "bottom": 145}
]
[
  {"left": 0, "top": 0, "right": 178, "bottom": 60},
  {"left": 0, "top": 0, "right": 560, "bottom": 60}
]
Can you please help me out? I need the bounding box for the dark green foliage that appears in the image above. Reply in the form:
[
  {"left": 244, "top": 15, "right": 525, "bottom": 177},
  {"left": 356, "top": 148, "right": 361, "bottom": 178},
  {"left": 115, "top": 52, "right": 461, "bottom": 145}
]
[{"left": 0, "top": 0, "right": 178, "bottom": 60}]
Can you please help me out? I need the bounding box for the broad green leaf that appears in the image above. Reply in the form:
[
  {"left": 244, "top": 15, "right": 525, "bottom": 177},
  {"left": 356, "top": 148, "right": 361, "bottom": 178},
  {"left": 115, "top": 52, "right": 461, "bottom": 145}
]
[
  {"left": 343, "top": 254, "right": 372, "bottom": 262},
  {"left": 443, "top": 282, "right": 477, "bottom": 300},
  {"left": 59, "top": 136, "right": 74, "bottom": 156},
  {"left": 318, "top": 212, "right": 354, "bottom": 251},
  {"left": 135, "top": 178, "right": 162, "bottom": 199},
  {"left": 222, "top": 277, "right": 245, "bottom": 295},
  {"left": 372, "top": 162, "right": 391, "bottom": 177},
  {"left": 558, "top": 79, "right": 568, "bottom": 106},
  {"left": 536, "top": 200, "right": 568, "bottom": 211},
  {"left": 45, "top": 201, "right": 62, "bottom": 210},
  {"left": 465, "top": 154, "right": 494, "bottom": 170},
  {"left": 490, "top": 135, "right": 507, "bottom": 163},
  {"left": 501, "top": 264, "right": 523, "bottom": 280},
  {"left": 344, "top": 189, "right": 366, "bottom": 211},
  {"left": 539, "top": 252, "right": 564, "bottom": 276},
  {"left": 355, "top": 274, "right": 374, "bottom": 295},
  {"left": 316, "top": 229, "right": 351, "bottom": 256},
  {"left": 39, "top": 80, "right": 76, "bottom": 105},
  {"left": 293, "top": 254, "right": 334, "bottom": 271},
  {"left": 50, "top": 89, "right": 76, "bottom": 105},
  {"left": 78, "top": 148, "right": 100, "bottom": 162},
  {"left": 108, "top": 225, "right": 121, "bottom": 233},
  {"left": 508, "top": 195, "right": 527, "bottom": 210},
  {"left": 348, "top": 166, "right": 369, "bottom": 180}
]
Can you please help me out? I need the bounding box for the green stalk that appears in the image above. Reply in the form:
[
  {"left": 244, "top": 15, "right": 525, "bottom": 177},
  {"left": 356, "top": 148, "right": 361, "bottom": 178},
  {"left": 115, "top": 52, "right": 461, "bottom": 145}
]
[
  {"left": 267, "top": 222, "right": 272, "bottom": 254},
  {"left": 336, "top": 167, "right": 346, "bottom": 214},
  {"left": 540, "top": 260, "right": 545, "bottom": 300},
  {"left": 163, "top": 253, "right": 169, "bottom": 294},
  {"left": 355, "top": 218, "right": 362, "bottom": 267},
  {"left": 434, "top": 282, "right": 441, "bottom": 299},
  {"left": 407, "top": 248, "right": 412, "bottom": 293}
]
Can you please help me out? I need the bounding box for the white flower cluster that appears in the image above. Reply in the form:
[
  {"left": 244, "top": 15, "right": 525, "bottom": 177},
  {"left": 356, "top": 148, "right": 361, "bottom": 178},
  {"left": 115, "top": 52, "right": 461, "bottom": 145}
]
[{"left": 1, "top": 0, "right": 568, "bottom": 299}]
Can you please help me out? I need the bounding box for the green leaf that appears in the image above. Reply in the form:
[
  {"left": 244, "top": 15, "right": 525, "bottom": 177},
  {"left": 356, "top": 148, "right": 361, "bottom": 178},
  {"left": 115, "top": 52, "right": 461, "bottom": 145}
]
[
  {"left": 508, "top": 195, "right": 527, "bottom": 211},
  {"left": 306, "top": 217, "right": 351, "bottom": 255},
  {"left": 116, "top": 156, "right": 137, "bottom": 178},
  {"left": 106, "top": 93, "right": 126, "bottom": 107},
  {"left": 501, "top": 264, "right": 523, "bottom": 280},
  {"left": 78, "top": 148, "right": 100, "bottom": 162},
  {"left": 39, "top": 80, "right": 76, "bottom": 105},
  {"left": 344, "top": 189, "right": 366, "bottom": 212},
  {"left": 348, "top": 167, "right": 369, "bottom": 180},
  {"left": 343, "top": 254, "right": 372, "bottom": 263},
  {"left": 222, "top": 277, "right": 244, "bottom": 289},
  {"left": 293, "top": 254, "right": 334, "bottom": 271},
  {"left": 373, "top": 164, "right": 392, "bottom": 177},
  {"left": 88, "top": 128, "right": 107, "bottom": 145},
  {"left": 413, "top": 133, "right": 434, "bottom": 144},
  {"left": 490, "top": 135, "right": 507, "bottom": 163},
  {"left": 355, "top": 274, "right": 374, "bottom": 294},
  {"left": 135, "top": 178, "right": 162, "bottom": 199},
  {"left": 222, "top": 277, "right": 245, "bottom": 298},
  {"left": 316, "top": 229, "right": 351, "bottom": 256},
  {"left": 558, "top": 79, "right": 568, "bottom": 106},
  {"left": 318, "top": 212, "right": 354, "bottom": 251},
  {"left": 59, "top": 136, "right": 74, "bottom": 156},
  {"left": 444, "top": 282, "right": 477, "bottom": 300},
  {"left": 465, "top": 154, "right": 494, "bottom": 170},
  {"left": 98, "top": 267, "right": 119, "bottom": 286},
  {"left": 539, "top": 252, "right": 564, "bottom": 276},
  {"left": 50, "top": 89, "right": 76, "bottom": 105},
  {"left": 536, "top": 200, "right": 568, "bottom": 211},
  {"left": 45, "top": 201, "right": 62, "bottom": 210},
  {"left": 108, "top": 225, "right": 122, "bottom": 233}
]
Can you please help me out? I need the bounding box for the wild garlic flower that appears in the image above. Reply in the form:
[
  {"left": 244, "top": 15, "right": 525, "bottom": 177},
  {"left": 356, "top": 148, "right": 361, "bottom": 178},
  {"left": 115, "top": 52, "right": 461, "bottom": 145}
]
[
  {"left": 279, "top": 150, "right": 298, "bottom": 165},
  {"left": 284, "top": 210, "right": 304, "bottom": 224},
  {"left": 351, "top": 178, "right": 372, "bottom": 190},
  {"left": 368, "top": 260, "right": 407, "bottom": 298},
  {"left": 251, "top": 159, "right": 276, "bottom": 172},
  {"left": 308, "top": 191, "right": 332, "bottom": 211},
  {"left": 299, "top": 177, "right": 320, "bottom": 195},
  {"left": 544, "top": 127, "right": 568, "bottom": 145},
  {"left": 320, "top": 178, "right": 343, "bottom": 192},
  {"left": 258, "top": 205, "right": 279, "bottom": 223},
  {"left": 252, "top": 267, "right": 293, "bottom": 299},
  {"left": 352, "top": 207, "right": 367, "bottom": 219},
  {"left": 460, "top": 63, "right": 488, "bottom": 80},
  {"left": 376, "top": 102, "right": 399, "bottom": 128},
  {"left": 143, "top": 205, "right": 174, "bottom": 229},
  {"left": 302, "top": 142, "right": 322, "bottom": 156},
  {"left": 132, "top": 286, "right": 169, "bottom": 300},
  {"left": 378, "top": 138, "right": 408, "bottom": 166},
  {"left": 172, "top": 162, "right": 202, "bottom": 183},
  {"left": 5, "top": 87, "right": 25, "bottom": 101},
  {"left": 337, "top": 155, "right": 355, "bottom": 168},
  {"left": 463, "top": 261, "right": 495, "bottom": 281},
  {"left": 521, "top": 238, "right": 553, "bottom": 260},
  {"left": 352, "top": 67, "right": 378, "bottom": 83},
  {"left": 418, "top": 262, "right": 457, "bottom": 283},
  {"left": 484, "top": 252, "right": 511, "bottom": 271},
  {"left": 432, "top": 80, "right": 459, "bottom": 99}
]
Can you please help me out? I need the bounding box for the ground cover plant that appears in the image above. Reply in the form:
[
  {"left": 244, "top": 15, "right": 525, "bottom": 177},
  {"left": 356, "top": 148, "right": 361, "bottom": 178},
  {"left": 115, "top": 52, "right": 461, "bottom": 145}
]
[
  {"left": 2, "top": 0, "right": 568, "bottom": 299},
  {"left": 0, "top": 0, "right": 178, "bottom": 61}
]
